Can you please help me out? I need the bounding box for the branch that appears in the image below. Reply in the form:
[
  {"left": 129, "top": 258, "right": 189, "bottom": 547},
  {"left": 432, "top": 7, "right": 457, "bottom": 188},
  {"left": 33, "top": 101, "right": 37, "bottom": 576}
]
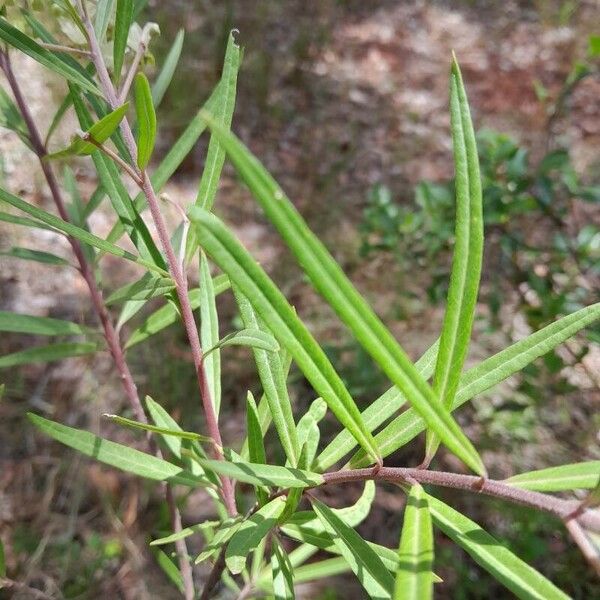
[
  {"left": 78, "top": 2, "right": 237, "bottom": 518},
  {"left": 322, "top": 467, "right": 600, "bottom": 533},
  {"left": 0, "top": 49, "right": 195, "bottom": 600}
]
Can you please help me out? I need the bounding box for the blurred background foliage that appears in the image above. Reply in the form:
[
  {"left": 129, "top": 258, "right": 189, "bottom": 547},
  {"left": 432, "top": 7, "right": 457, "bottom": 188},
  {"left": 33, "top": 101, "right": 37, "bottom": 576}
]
[{"left": 1, "top": 0, "right": 599, "bottom": 598}]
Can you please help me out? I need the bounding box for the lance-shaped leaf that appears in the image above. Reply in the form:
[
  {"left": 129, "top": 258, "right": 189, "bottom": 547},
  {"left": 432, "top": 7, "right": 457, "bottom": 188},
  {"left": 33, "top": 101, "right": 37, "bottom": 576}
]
[
  {"left": 395, "top": 484, "right": 434, "bottom": 600},
  {"left": 0, "top": 342, "right": 98, "bottom": 368},
  {"left": 198, "top": 457, "right": 323, "bottom": 489},
  {"left": 134, "top": 72, "right": 157, "bottom": 169},
  {"left": 226, "top": 496, "right": 286, "bottom": 574},
  {"left": 185, "top": 31, "right": 241, "bottom": 261},
  {"left": 0, "top": 211, "right": 55, "bottom": 232},
  {"left": 203, "top": 329, "right": 280, "bottom": 359},
  {"left": 199, "top": 251, "right": 221, "bottom": 414},
  {"left": 195, "top": 32, "right": 239, "bottom": 210},
  {"left": 425, "top": 57, "right": 484, "bottom": 464},
  {"left": 151, "top": 547, "right": 184, "bottom": 593},
  {"left": 282, "top": 480, "right": 376, "bottom": 546},
  {"left": 272, "top": 536, "right": 295, "bottom": 599},
  {"left": 0, "top": 86, "right": 31, "bottom": 149},
  {"left": 199, "top": 117, "right": 485, "bottom": 477},
  {"left": 428, "top": 494, "right": 569, "bottom": 599},
  {"left": 189, "top": 207, "right": 380, "bottom": 464},
  {"left": 311, "top": 496, "right": 394, "bottom": 599},
  {"left": 506, "top": 461, "right": 600, "bottom": 492},
  {"left": 114, "top": 0, "right": 134, "bottom": 83},
  {"left": 70, "top": 90, "right": 166, "bottom": 269},
  {"left": 0, "top": 18, "right": 99, "bottom": 95},
  {"left": 1, "top": 247, "right": 70, "bottom": 266},
  {"left": 234, "top": 287, "right": 299, "bottom": 465},
  {"left": 145, "top": 395, "right": 184, "bottom": 458},
  {"left": 27, "top": 414, "right": 205, "bottom": 487},
  {"left": 106, "top": 273, "right": 175, "bottom": 304},
  {"left": 297, "top": 397, "right": 326, "bottom": 469},
  {"left": 0, "top": 187, "right": 168, "bottom": 277},
  {"left": 95, "top": 0, "right": 115, "bottom": 44},
  {"left": 350, "top": 302, "right": 600, "bottom": 467},
  {"left": 150, "top": 520, "right": 219, "bottom": 547},
  {"left": 247, "top": 391, "right": 269, "bottom": 506},
  {"left": 105, "top": 74, "right": 228, "bottom": 245},
  {"left": 46, "top": 103, "right": 130, "bottom": 159},
  {"left": 195, "top": 517, "right": 244, "bottom": 564},
  {"left": 317, "top": 341, "right": 438, "bottom": 471},
  {"left": 0, "top": 312, "right": 90, "bottom": 336},
  {"left": 124, "top": 276, "right": 230, "bottom": 349},
  {"left": 103, "top": 413, "right": 212, "bottom": 443},
  {"left": 152, "top": 29, "right": 184, "bottom": 108}
]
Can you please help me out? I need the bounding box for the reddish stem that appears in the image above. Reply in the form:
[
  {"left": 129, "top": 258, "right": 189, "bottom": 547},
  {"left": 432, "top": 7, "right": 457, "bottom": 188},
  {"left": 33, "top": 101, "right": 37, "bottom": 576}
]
[
  {"left": 322, "top": 467, "right": 600, "bottom": 533},
  {"left": 0, "top": 49, "right": 194, "bottom": 599},
  {"left": 79, "top": 7, "right": 237, "bottom": 517}
]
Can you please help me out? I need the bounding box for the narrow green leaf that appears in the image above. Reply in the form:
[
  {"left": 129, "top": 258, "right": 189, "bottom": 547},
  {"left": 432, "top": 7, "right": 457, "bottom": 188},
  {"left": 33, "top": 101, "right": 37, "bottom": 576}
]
[
  {"left": 195, "top": 33, "right": 239, "bottom": 210},
  {"left": 106, "top": 273, "right": 175, "bottom": 304},
  {"left": 204, "top": 329, "right": 280, "bottom": 360},
  {"left": 0, "top": 312, "right": 90, "bottom": 336},
  {"left": 151, "top": 546, "right": 184, "bottom": 593},
  {"left": 506, "top": 462, "right": 600, "bottom": 492},
  {"left": 27, "top": 413, "right": 203, "bottom": 486},
  {"left": 124, "top": 276, "right": 230, "bottom": 349},
  {"left": 0, "top": 18, "right": 100, "bottom": 95},
  {"left": 185, "top": 30, "right": 241, "bottom": 260},
  {"left": 0, "top": 187, "right": 169, "bottom": 277},
  {"left": 282, "top": 480, "right": 376, "bottom": 547},
  {"left": 198, "top": 457, "right": 323, "bottom": 489},
  {"left": 134, "top": 72, "right": 157, "bottom": 169},
  {"left": 70, "top": 89, "right": 166, "bottom": 270},
  {"left": 271, "top": 536, "right": 295, "bottom": 599},
  {"left": 104, "top": 78, "right": 226, "bottom": 246},
  {"left": 0, "top": 211, "right": 55, "bottom": 231},
  {"left": 150, "top": 520, "right": 219, "bottom": 547},
  {"left": 427, "top": 493, "right": 569, "bottom": 600},
  {"left": 145, "top": 395, "right": 184, "bottom": 458},
  {"left": 296, "top": 397, "right": 326, "bottom": 469},
  {"left": 114, "top": 0, "right": 134, "bottom": 83},
  {"left": 95, "top": 0, "right": 115, "bottom": 44},
  {"left": 226, "top": 496, "right": 286, "bottom": 574},
  {"left": 1, "top": 247, "right": 70, "bottom": 266},
  {"left": 234, "top": 287, "right": 300, "bottom": 466},
  {"left": 199, "top": 251, "right": 221, "bottom": 414},
  {"left": 0, "top": 86, "right": 31, "bottom": 149},
  {"left": 426, "top": 57, "right": 483, "bottom": 464},
  {"left": 46, "top": 103, "right": 130, "bottom": 159},
  {"left": 311, "top": 496, "right": 394, "bottom": 599},
  {"left": 195, "top": 517, "right": 244, "bottom": 564},
  {"left": 350, "top": 302, "right": 600, "bottom": 467},
  {"left": 257, "top": 557, "right": 350, "bottom": 591},
  {"left": 316, "top": 340, "right": 438, "bottom": 471},
  {"left": 247, "top": 391, "right": 269, "bottom": 506},
  {"left": 103, "top": 413, "right": 212, "bottom": 443},
  {"left": 395, "top": 484, "right": 433, "bottom": 600},
  {"left": 189, "top": 208, "right": 380, "bottom": 464},
  {"left": 152, "top": 29, "right": 184, "bottom": 108},
  {"left": 0, "top": 342, "right": 97, "bottom": 368},
  {"left": 199, "top": 117, "right": 485, "bottom": 477}
]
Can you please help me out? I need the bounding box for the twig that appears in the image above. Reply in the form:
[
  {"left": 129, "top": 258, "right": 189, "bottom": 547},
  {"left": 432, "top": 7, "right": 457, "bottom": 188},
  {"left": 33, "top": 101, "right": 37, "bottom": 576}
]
[
  {"left": 39, "top": 41, "right": 92, "bottom": 57},
  {"left": 118, "top": 40, "right": 147, "bottom": 104},
  {"left": 0, "top": 48, "right": 194, "bottom": 600},
  {"left": 81, "top": 132, "right": 144, "bottom": 187},
  {"left": 78, "top": 1, "right": 237, "bottom": 518},
  {"left": 321, "top": 467, "right": 600, "bottom": 533}
]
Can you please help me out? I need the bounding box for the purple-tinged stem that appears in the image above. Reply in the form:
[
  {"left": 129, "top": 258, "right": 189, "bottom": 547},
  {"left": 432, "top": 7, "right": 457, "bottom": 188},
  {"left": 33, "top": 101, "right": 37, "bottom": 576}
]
[
  {"left": 78, "top": 3, "right": 237, "bottom": 518},
  {"left": 0, "top": 49, "right": 194, "bottom": 600}
]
